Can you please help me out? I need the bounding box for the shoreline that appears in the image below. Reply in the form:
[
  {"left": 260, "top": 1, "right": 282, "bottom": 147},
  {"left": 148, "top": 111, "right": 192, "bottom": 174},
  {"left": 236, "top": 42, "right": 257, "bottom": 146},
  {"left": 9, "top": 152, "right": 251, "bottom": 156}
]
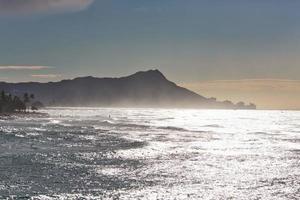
[{"left": 0, "top": 111, "right": 49, "bottom": 120}]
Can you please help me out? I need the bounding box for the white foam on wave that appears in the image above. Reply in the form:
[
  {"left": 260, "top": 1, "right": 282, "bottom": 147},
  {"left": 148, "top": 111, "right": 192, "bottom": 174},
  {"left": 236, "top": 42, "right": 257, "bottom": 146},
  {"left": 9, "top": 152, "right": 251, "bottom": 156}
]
[{"left": 48, "top": 119, "right": 61, "bottom": 124}]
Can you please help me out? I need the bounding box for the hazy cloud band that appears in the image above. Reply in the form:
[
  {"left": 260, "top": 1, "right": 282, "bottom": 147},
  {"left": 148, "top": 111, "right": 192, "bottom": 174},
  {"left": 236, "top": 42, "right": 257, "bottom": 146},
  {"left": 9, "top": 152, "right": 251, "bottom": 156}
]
[
  {"left": 0, "top": 66, "right": 52, "bottom": 70},
  {"left": 0, "top": 0, "right": 94, "bottom": 15},
  {"left": 31, "top": 74, "right": 61, "bottom": 78}
]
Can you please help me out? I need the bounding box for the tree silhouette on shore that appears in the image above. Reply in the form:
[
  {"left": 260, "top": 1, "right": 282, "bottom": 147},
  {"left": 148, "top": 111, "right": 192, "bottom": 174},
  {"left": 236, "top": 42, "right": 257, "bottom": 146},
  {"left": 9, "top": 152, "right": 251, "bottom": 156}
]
[{"left": 0, "top": 91, "right": 34, "bottom": 113}]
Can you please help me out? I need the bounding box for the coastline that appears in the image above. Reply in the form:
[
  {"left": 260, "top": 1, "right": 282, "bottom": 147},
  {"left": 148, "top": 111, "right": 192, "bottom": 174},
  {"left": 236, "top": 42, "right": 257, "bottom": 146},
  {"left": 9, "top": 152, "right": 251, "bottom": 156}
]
[{"left": 0, "top": 111, "right": 49, "bottom": 120}]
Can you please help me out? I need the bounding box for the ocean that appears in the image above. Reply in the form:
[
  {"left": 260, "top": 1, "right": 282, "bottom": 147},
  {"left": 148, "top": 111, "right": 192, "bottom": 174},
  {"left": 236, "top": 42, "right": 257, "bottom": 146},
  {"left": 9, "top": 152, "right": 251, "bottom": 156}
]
[{"left": 0, "top": 108, "right": 299, "bottom": 199}]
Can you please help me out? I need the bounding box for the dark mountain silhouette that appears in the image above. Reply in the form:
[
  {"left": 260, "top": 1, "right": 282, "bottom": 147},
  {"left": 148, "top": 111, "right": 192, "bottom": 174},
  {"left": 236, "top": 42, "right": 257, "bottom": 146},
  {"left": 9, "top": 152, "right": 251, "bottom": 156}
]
[{"left": 0, "top": 70, "right": 256, "bottom": 109}]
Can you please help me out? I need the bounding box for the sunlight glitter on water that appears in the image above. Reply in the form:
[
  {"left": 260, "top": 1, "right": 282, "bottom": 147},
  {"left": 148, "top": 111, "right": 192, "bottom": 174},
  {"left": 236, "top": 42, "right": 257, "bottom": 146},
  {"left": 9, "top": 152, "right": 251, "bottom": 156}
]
[{"left": 0, "top": 108, "right": 299, "bottom": 199}]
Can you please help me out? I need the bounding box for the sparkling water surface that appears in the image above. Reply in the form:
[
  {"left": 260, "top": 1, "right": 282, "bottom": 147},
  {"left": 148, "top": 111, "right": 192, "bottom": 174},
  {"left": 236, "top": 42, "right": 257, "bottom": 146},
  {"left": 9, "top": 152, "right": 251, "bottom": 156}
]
[{"left": 0, "top": 108, "right": 299, "bottom": 199}]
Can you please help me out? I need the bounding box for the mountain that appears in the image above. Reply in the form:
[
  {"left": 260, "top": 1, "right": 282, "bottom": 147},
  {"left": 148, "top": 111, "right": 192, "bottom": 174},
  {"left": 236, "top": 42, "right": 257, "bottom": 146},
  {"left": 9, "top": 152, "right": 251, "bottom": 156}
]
[{"left": 0, "top": 70, "right": 256, "bottom": 109}]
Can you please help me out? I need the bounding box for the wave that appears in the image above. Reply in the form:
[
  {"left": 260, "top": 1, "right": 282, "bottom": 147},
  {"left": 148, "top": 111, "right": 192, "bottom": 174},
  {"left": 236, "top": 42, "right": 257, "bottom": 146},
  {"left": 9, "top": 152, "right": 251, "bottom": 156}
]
[
  {"left": 248, "top": 131, "right": 283, "bottom": 136},
  {"left": 97, "top": 120, "right": 203, "bottom": 133},
  {"left": 159, "top": 126, "right": 191, "bottom": 132},
  {"left": 157, "top": 117, "right": 175, "bottom": 120},
  {"left": 48, "top": 119, "right": 62, "bottom": 124},
  {"left": 202, "top": 124, "right": 223, "bottom": 128},
  {"left": 100, "top": 120, "right": 151, "bottom": 129},
  {"left": 39, "top": 117, "right": 204, "bottom": 134}
]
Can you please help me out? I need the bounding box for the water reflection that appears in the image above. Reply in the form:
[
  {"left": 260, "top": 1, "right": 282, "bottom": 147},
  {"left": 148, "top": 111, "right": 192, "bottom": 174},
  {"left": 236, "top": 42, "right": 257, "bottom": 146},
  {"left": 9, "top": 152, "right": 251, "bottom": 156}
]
[{"left": 0, "top": 108, "right": 299, "bottom": 199}]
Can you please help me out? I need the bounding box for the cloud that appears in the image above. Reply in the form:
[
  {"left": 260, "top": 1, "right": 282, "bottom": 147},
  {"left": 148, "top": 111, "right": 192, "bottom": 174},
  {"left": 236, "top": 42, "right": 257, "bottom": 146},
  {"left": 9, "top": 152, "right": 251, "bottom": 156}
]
[
  {"left": 0, "top": 77, "right": 8, "bottom": 81},
  {"left": 0, "top": 65, "right": 52, "bottom": 70},
  {"left": 31, "top": 74, "right": 62, "bottom": 78},
  {"left": 0, "top": 0, "right": 94, "bottom": 15}
]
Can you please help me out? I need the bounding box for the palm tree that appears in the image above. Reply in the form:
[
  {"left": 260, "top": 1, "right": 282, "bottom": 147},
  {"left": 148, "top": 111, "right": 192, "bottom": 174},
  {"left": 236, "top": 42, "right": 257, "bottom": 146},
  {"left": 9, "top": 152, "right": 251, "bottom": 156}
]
[
  {"left": 30, "top": 94, "right": 36, "bottom": 111},
  {"left": 23, "top": 93, "right": 30, "bottom": 112},
  {"left": 1, "top": 91, "right": 5, "bottom": 101},
  {"left": 16, "top": 96, "right": 26, "bottom": 112},
  {"left": 0, "top": 91, "right": 4, "bottom": 112},
  {"left": 0, "top": 91, "right": 28, "bottom": 113},
  {"left": 24, "top": 93, "right": 29, "bottom": 103}
]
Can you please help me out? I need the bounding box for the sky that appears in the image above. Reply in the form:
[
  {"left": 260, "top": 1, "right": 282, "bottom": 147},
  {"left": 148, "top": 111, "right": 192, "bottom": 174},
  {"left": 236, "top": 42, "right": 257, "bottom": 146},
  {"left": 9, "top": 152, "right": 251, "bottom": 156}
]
[{"left": 0, "top": 0, "right": 299, "bottom": 109}]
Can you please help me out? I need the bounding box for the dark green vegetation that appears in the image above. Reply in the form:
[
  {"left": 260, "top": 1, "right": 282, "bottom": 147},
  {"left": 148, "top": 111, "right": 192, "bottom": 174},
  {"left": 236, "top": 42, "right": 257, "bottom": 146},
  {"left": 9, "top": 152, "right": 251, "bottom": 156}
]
[{"left": 0, "top": 91, "right": 41, "bottom": 113}]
